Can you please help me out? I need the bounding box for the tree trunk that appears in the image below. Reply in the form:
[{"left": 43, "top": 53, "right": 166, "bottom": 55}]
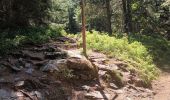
[
  {"left": 106, "top": 0, "right": 112, "bottom": 35},
  {"left": 81, "top": 0, "right": 87, "bottom": 56},
  {"left": 122, "top": 0, "right": 127, "bottom": 32},
  {"left": 127, "top": 0, "right": 132, "bottom": 33},
  {"left": 122, "top": 0, "right": 132, "bottom": 33}
]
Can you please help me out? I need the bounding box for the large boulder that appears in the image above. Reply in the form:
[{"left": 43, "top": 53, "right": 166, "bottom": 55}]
[
  {"left": 66, "top": 56, "right": 98, "bottom": 80},
  {"left": 41, "top": 50, "right": 98, "bottom": 80}
]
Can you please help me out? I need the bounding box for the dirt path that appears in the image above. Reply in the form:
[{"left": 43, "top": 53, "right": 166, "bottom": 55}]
[{"left": 152, "top": 72, "right": 170, "bottom": 100}]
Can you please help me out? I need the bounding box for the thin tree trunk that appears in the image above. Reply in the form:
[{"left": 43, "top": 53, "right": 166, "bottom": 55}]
[
  {"left": 122, "top": 0, "right": 127, "bottom": 32},
  {"left": 122, "top": 0, "right": 132, "bottom": 33},
  {"left": 106, "top": 0, "right": 112, "bottom": 35},
  {"left": 81, "top": 0, "right": 87, "bottom": 56},
  {"left": 127, "top": 0, "right": 132, "bottom": 33}
]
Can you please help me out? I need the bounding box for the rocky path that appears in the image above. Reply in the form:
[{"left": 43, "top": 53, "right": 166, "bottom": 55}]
[
  {"left": 152, "top": 72, "right": 170, "bottom": 100},
  {"left": 0, "top": 37, "right": 170, "bottom": 100}
]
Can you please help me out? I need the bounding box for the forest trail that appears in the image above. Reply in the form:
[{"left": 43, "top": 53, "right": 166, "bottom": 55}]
[
  {"left": 152, "top": 71, "right": 170, "bottom": 100},
  {"left": 0, "top": 36, "right": 170, "bottom": 100}
]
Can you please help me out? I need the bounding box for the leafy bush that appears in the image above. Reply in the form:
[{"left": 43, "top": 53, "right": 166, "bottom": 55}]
[
  {"left": 127, "top": 33, "right": 170, "bottom": 67},
  {"left": 83, "top": 31, "right": 159, "bottom": 84},
  {"left": 0, "top": 26, "right": 64, "bottom": 56}
]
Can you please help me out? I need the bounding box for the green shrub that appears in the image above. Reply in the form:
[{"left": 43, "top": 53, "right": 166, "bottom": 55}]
[
  {"left": 0, "top": 26, "right": 64, "bottom": 55},
  {"left": 83, "top": 31, "right": 159, "bottom": 84},
  {"left": 127, "top": 34, "right": 170, "bottom": 66}
]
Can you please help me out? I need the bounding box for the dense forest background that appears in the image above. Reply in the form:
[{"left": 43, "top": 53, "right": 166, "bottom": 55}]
[{"left": 0, "top": 0, "right": 169, "bottom": 35}]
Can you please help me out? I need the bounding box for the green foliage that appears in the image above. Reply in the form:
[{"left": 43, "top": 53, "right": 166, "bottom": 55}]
[
  {"left": 0, "top": 39, "right": 17, "bottom": 55},
  {"left": 84, "top": 31, "right": 160, "bottom": 84},
  {"left": 59, "top": 69, "right": 75, "bottom": 79},
  {"left": 0, "top": 0, "right": 51, "bottom": 28},
  {"left": 127, "top": 33, "right": 170, "bottom": 68},
  {"left": 162, "top": 0, "right": 170, "bottom": 6},
  {"left": 0, "top": 26, "right": 64, "bottom": 56}
]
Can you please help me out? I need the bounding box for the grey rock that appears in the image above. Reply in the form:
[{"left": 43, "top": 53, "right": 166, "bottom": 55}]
[
  {"left": 114, "top": 90, "right": 124, "bottom": 94},
  {"left": 85, "top": 91, "right": 110, "bottom": 99},
  {"left": 66, "top": 51, "right": 83, "bottom": 58},
  {"left": 82, "top": 85, "right": 91, "bottom": 91},
  {"left": 25, "top": 63, "right": 32, "bottom": 68},
  {"left": 35, "top": 91, "right": 43, "bottom": 100},
  {"left": 15, "top": 81, "right": 25, "bottom": 87},
  {"left": 0, "top": 89, "right": 17, "bottom": 100},
  {"left": 41, "top": 59, "right": 67, "bottom": 72},
  {"left": 0, "top": 65, "right": 7, "bottom": 72},
  {"left": 15, "top": 92, "right": 24, "bottom": 97},
  {"left": 11, "top": 65, "right": 22, "bottom": 71},
  {"left": 22, "top": 50, "right": 44, "bottom": 61},
  {"left": 25, "top": 68, "right": 34, "bottom": 74},
  {"left": 41, "top": 63, "right": 58, "bottom": 72},
  {"left": 66, "top": 57, "right": 98, "bottom": 80},
  {"left": 45, "top": 52, "right": 67, "bottom": 59},
  {"left": 110, "top": 83, "right": 119, "bottom": 89}
]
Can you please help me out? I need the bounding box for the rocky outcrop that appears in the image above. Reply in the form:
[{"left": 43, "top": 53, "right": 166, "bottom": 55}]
[
  {"left": 41, "top": 55, "right": 98, "bottom": 80},
  {"left": 66, "top": 56, "right": 98, "bottom": 80}
]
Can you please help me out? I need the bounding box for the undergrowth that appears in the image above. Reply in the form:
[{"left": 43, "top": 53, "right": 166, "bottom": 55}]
[
  {"left": 127, "top": 33, "right": 170, "bottom": 68},
  {"left": 80, "top": 31, "right": 160, "bottom": 84},
  {"left": 0, "top": 24, "right": 66, "bottom": 56}
]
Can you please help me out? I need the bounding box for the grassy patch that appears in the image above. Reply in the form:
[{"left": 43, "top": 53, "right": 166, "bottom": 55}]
[{"left": 82, "top": 31, "right": 160, "bottom": 84}]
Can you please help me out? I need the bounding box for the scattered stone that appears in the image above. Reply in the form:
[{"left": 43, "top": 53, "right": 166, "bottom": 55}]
[
  {"left": 25, "top": 68, "right": 34, "bottom": 74},
  {"left": 109, "top": 83, "right": 119, "bottom": 89},
  {"left": 126, "top": 97, "right": 132, "bottom": 100},
  {"left": 145, "top": 89, "right": 154, "bottom": 94},
  {"left": 14, "top": 77, "right": 21, "bottom": 81},
  {"left": 15, "top": 81, "right": 25, "bottom": 87},
  {"left": 98, "top": 64, "right": 118, "bottom": 72},
  {"left": 18, "top": 58, "right": 23, "bottom": 61},
  {"left": 44, "top": 52, "right": 67, "bottom": 59},
  {"left": 98, "top": 70, "right": 107, "bottom": 77},
  {"left": 35, "top": 91, "right": 43, "bottom": 100},
  {"left": 66, "top": 50, "right": 82, "bottom": 58},
  {"left": 41, "top": 63, "right": 58, "bottom": 72},
  {"left": 82, "top": 85, "right": 91, "bottom": 91},
  {"left": 0, "top": 89, "right": 17, "bottom": 100},
  {"left": 15, "top": 91, "right": 24, "bottom": 97},
  {"left": 114, "top": 89, "right": 124, "bottom": 94},
  {"left": 41, "top": 59, "right": 67, "bottom": 72},
  {"left": 85, "top": 91, "right": 111, "bottom": 99},
  {"left": 70, "top": 91, "right": 85, "bottom": 100},
  {"left": 90, "top": 58, "right": 108, "bottom": 64},
  {"left": 25, "top": 63, "right": 32, "bottom": 68},
  {"left": 22, "top": 50, "right": 44, "bottom": 61},
  {"left": 11, "top": 65, "right": 22, "bottom": 71}
]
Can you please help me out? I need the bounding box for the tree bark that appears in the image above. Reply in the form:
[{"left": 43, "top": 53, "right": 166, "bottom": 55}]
[
  {"left": 106, "top": 0, "right": 112, "bottom": 35},
  {"left": 127, "top": 0, "right": 132, "bottom": 33},
  {"left": 81, "top": 0, "right": 87, "bottom": 56},
  {"left": 122, "top": 0, "right": 127, "bottom": 32},
  {"left": 122, "top": 0, "right": 132, "bottom": 33}
]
